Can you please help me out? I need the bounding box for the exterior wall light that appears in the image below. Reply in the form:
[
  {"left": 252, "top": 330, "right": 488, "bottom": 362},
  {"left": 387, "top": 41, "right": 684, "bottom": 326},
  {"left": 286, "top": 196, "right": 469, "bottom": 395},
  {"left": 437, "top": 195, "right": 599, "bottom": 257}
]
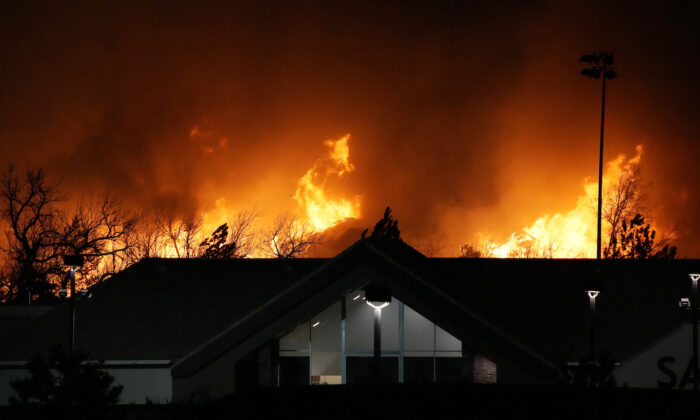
[
  {"left": 366, "top": 301, "right": 389, "bottom": 309},
  {"left": 687, "top": 273, "right": 700, "bottom": 391},
  {"left": 364, "top": 285, "right": 391, "bottom": 309},
  {"left": 586, "top": 290, "right": 600, "bottom": 299}
]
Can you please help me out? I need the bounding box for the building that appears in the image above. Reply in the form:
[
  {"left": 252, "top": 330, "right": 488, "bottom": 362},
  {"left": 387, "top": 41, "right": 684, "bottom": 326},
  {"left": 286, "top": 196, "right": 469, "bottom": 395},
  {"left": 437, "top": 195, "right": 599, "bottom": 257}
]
[{"left": 0, "top": 239, "right": 698, "bottom": 404}]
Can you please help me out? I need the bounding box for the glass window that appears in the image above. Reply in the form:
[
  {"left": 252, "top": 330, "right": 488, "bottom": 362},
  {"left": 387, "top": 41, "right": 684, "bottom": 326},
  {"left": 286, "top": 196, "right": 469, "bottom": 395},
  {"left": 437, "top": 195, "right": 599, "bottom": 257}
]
[
  {"left": 278, "top": 291, "right": 477, "bottom": 387},
  {"left": 346, "top": 292, "right": 373, "bottom": 353},
  {"left": 404, "top": 305, "right": 434, "bottom": 354},
  {"left": 279, "top": 322, "right": 309, "bottom": 357},
  {"left": 310, "top": 301, "right": 341, "bottom": 384},
  {"left": 436, "top": 326, "right": 461, "bottom": 356}
]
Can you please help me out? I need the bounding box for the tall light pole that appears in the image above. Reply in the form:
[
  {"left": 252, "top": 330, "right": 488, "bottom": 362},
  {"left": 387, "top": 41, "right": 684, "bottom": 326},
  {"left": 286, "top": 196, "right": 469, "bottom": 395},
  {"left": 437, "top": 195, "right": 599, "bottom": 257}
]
[
  {"left": 580, "top": 52, "right": 617, "bottom": 259},
  {"left": 62, "top": 254, "right": 84, "bottom": 353},
  {"left": 690, "top": 273, "right": 699, "bottom": 391},
  {"left": 365, "top": 286, "right": 391, "bottom": 384},
  {"left": 585, "top": 289, "right": 600, "bottom": 386}
]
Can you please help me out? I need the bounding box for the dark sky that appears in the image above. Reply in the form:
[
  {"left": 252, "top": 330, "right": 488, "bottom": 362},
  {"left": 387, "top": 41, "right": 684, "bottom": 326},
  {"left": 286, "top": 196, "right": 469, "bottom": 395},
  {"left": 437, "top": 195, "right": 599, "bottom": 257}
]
[{"left": 1, "top": 1, "right": 698, "bottom": 255}]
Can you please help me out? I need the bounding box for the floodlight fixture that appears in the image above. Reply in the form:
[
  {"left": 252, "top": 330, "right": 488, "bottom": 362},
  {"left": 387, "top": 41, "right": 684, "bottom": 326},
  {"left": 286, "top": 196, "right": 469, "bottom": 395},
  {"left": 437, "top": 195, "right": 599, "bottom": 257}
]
[
  {"left": 364, "top": 285, "right": 391, "bottom": 310},
  {"left": 366, "top": 301, "right": 390, "bottom": 309},
  {"left": 690, "top": 273, "right": 700, "bottom": 283},
  {"left": 586, "top": 290, "right": 600, "bottom": 299},
  {"left": 679, "top": 298, "right": 691, "bottom": 309},
  {"left": 63, "top": 254, "right": 84, "bottom": 268}
]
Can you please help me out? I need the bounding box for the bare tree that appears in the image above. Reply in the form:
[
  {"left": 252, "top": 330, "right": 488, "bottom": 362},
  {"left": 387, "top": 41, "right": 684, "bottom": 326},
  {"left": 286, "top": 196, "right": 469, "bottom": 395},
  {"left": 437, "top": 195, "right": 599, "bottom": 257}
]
[
  {"left": 603, "top": 163, "right": 647, "bottom": 251},
  {"left": 58, "top": 195, "right": 139, "bottom": 286},
  {"left": 157, "top": 211, "right": 202, "bottom": 258},
  {"left": 459, "top": 244, "right": 482, "bottom": 258},
  {"left": 264, "top": 213, "right": 323, "bottom": 259},
  {"left": 122, "top": 216, "right": 167, "bottom": 261},
  {"left": 0, "top": 167, "right": 65, "bottom": 300},
  {"left": 0, "top": 167, "right": 139, "bottom": 301},
  {"left": 198, "top": 211, "right": 257, "bottom": 259}
]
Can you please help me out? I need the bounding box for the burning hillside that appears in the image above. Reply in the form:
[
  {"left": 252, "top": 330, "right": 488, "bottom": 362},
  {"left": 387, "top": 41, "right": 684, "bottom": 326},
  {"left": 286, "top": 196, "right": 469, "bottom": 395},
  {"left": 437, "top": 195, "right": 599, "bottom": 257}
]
[{"left": 468, "top": 145, "right": 672, "bottom": 258}]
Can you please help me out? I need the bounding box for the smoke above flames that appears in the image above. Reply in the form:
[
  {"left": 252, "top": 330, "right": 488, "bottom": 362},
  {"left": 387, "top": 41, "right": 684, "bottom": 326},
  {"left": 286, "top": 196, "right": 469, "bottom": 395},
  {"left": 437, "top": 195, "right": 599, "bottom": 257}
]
[{"left": 0, "top": 1, "right": 698, "bottom": 256}]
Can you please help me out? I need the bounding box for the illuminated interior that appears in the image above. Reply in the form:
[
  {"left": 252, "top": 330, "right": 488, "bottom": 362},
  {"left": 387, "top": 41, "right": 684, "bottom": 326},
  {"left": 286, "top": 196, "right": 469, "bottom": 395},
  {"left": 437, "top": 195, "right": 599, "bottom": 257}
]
[{"left": 278, "top": 289, "right": 494, "bottom": 385}]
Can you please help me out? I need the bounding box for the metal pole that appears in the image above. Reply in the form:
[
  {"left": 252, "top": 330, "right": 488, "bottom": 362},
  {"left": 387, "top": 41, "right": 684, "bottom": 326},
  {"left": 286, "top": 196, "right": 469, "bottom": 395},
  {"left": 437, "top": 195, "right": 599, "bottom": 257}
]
[
  {"left": 341, "top": 297, "right": 347, "bottom": 385},
  {"left": 589, "top": 294, "right": 596, "bottom": 361},
  {"left": 69, "top": 267, "right": 76, "bottom": 353},
  {"left": 596, "top": 65, "right": 607, "bottom": 260},
  {"left": 398, "top": 302, "right": 404, "bottom": 383},
  {"left": 693, "top": 278, "right": 698, "bottom": 391},
  {"left": 588, "top": 291, "right": 599, "bottom": 387},
  {"left": 374, "top": 307, "right": 381, "bottom": 383}
]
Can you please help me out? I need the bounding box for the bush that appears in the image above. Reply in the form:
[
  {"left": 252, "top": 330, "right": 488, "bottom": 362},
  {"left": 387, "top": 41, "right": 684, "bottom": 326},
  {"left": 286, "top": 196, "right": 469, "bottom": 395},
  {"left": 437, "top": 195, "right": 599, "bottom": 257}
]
[{"left": 9, "top": 347, "right": 122, "bottom": 407}]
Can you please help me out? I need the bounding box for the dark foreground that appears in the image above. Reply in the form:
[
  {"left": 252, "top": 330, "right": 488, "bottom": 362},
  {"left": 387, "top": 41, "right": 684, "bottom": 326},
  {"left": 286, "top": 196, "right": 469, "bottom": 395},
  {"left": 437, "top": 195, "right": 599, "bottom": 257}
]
[{"left": 3, "top": 384, "right": 700, "bottom": 419}]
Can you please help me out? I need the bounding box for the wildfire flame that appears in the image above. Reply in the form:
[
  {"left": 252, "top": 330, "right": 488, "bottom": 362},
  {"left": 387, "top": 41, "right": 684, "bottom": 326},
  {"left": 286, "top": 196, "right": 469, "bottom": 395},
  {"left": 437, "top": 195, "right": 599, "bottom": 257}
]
[
  {"left": 479, "top": 145, "right": 645, "bottom": 258},
  {"left": 294, "top": 134, "right": 361, "bottom": 231}
]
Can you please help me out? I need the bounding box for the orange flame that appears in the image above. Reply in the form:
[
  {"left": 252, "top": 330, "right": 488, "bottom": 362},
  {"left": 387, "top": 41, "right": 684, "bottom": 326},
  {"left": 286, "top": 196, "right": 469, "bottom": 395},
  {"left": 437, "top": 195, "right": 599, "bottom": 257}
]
[
  {"left": 294, "top": 134, "right": 362, "bottom": 231},
  {"left": 479, "top": 145, "right": 644, "bottom": 258}
]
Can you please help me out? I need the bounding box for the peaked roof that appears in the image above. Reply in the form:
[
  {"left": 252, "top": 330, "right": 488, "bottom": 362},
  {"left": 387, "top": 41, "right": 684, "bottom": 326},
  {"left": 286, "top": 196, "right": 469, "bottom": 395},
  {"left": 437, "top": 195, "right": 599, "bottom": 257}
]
[
  {"left": 1, "top": 239, "right": 697, "bottom": 383},
  {"left": 170, "top": 239, "right": 561, "bottom": 381},
  {"left": 0, "top": 258, "right": 323, "bottom": 361}
]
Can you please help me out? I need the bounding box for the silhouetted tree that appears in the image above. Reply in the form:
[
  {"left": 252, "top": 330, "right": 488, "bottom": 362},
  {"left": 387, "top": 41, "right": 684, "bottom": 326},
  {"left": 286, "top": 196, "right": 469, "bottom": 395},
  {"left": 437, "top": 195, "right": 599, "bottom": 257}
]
[
  {"left": 0, "top": 167, "right": 138, "bottom": 301},
  {"left": 198, "top": 212, "right": 256, "bottom": 259},
  {"left": 0, "top": 167, "right": 64, "bottom": 301},
  {"left": 604, "top": 213, "right": 676, "bottom": 259},
  {"left": 9, "top": 347, "right": 122, "bottom": 406},
  {"left": 368, "top": 207, "right": 401, "bottom": 240},
  {"left": 264, "top": 213, "right": 323, "bottom": 259},
  {"left": 158, "top": 211, "right": 202, "bottom": 258},
  {"left": 459, "top": 244, "right": 482, "bottom": 258}
]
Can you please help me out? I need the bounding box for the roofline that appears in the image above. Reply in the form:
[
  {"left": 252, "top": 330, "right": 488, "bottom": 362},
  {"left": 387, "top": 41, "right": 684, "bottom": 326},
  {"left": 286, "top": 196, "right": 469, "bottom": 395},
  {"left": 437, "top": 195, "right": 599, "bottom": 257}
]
[
  {"left": 171, "top": 240, "right": 367, "bottom": 373},
  {"left": 172, "top": 240, "right": 563, "bottom": 382}
]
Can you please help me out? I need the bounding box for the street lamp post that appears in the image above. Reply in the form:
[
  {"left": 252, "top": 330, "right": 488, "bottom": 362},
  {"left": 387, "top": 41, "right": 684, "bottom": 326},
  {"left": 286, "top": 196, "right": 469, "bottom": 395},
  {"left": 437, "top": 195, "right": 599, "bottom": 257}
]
[
  {"left": 586, "top": 289, "right": 600, "bottom": 386},
  {"left": 365, "top": 286, "right": 391, "bottom": 384},
  {"left": 690, "top": 273, "right": 700, "bottom": 391},
  {"left": 580, "top": 51, "right": 617, "bottom": 260},
  {"left": 63, "top": 255, "right": 84, "bottom": 353}
]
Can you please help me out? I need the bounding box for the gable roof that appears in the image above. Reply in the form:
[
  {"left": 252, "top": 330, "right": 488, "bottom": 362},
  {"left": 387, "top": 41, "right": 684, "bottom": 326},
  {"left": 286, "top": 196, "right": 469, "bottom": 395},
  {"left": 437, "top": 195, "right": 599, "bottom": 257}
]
[
  {"left": 0, "top": 258, "right": 323, "bottom": 361},
  {"left": 170, "top": 239, "right": 561, "bottom": 382},
  {"left": 1, "top": 240, "right": 697, "bottom": 383}
]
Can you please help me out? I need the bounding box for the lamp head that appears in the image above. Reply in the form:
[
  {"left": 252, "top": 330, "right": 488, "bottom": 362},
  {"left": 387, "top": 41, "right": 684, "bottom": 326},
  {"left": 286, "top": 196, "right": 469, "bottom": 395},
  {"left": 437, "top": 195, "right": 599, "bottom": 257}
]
[
  {"left": 63, "top": 254, "right": 84, "bottom": 268},
  {"left": 586, "top": 290, "right": 600, "bottom": 299},
  {"left": 364, "top": 285, "right": 391, "bottom": 310},
  {"left": 689, "top": 273, "right": 700, "bottom": 283}
]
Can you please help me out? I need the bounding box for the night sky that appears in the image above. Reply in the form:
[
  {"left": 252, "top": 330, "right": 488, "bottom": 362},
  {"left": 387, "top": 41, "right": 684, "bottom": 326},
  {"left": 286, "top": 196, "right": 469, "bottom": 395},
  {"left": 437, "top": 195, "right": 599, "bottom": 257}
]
[{"left": 1, "top": 1, "right": 698, "bottom": 255}]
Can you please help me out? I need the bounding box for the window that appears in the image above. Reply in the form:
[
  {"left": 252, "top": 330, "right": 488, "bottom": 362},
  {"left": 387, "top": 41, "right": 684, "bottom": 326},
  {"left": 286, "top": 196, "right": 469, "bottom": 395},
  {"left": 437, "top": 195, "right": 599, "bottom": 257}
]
[{"left": 278, "top": 290, "right": 491, "bottom": 385}]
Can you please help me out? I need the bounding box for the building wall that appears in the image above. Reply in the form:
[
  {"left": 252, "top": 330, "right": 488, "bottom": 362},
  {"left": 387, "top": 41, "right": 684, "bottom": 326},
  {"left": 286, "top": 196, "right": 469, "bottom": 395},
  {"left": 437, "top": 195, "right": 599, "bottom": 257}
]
[
  {"left": 172, "top": 347, "right": 238, "bottom": 402},
  {"left": 0, "top": 367, "right": 28, "bottom": 405},
  {"left": 108, "top": 367, "right": 172, "bottom": 404},
  {"left": 616, "top": 324, "right": 699, "bottom": 390}
]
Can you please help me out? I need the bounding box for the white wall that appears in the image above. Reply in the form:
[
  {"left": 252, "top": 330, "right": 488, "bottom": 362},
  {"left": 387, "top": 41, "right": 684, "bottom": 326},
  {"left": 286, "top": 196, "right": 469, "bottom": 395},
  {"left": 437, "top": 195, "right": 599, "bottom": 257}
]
[
  {"left": 616, "top": 324, "right": 699, "bottom": 390},
  {"left": 0, "top": 368, "right": 28, "bottom": 405},
  {"left": 108, "top": 367, "right": 172, "bottom": 404}
]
